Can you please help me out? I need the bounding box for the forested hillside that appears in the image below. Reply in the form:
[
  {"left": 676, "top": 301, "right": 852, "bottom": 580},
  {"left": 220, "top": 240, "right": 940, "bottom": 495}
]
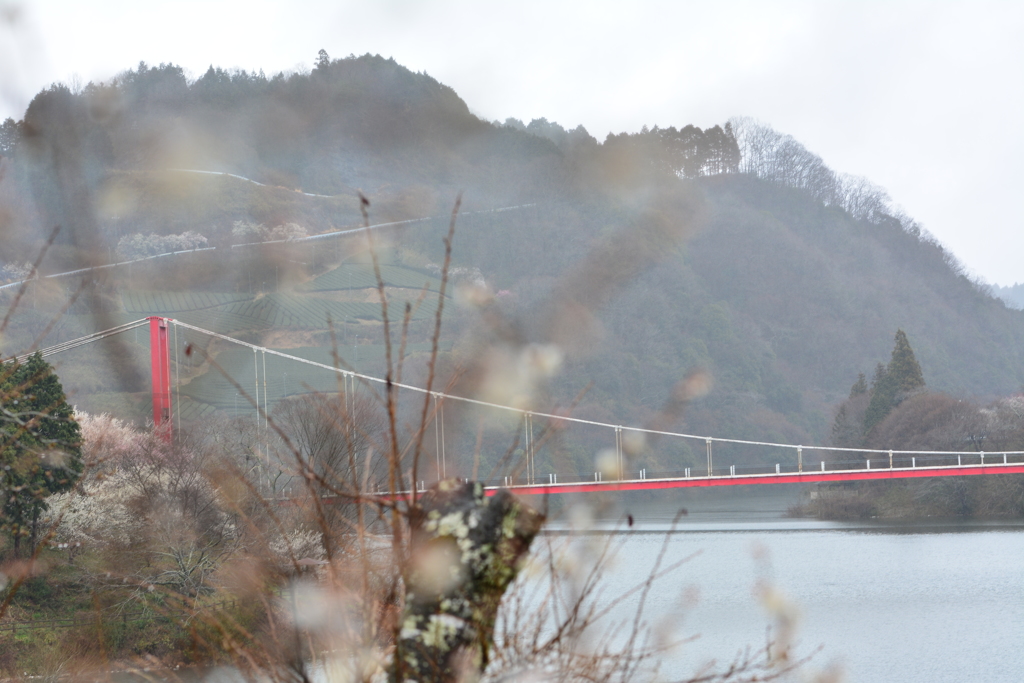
[
  {"left": 991, "top": 282, "right": 1024, "bottom": 309},
  {"left": 1, "top": 51, "right": 1022, "bottom": 473}
]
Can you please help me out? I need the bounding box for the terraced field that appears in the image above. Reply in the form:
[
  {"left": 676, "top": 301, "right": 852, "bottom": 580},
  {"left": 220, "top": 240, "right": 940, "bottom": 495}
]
[
  {"left": 120, "top": 262, "right": 443, "bottom": 335},
  {"left": 8, "top": 261, "right": 449, "bottom": 422},
  {"left": 298, "top": 263, "right": 443, "bottom": 293},
  {"left": 122, "top": 291, "right": 252, "bottom": 313},
  {"left": 217, "top": 294, "right": 389, "bottom": 327},
  {"left": 174, "top": 396, "right": 220, "bottom": 421}
]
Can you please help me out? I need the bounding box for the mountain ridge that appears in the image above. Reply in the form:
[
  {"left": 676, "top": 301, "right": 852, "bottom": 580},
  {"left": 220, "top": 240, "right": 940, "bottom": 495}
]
[{"left": 1, "top": 52, "right": 1021, "bottom": 464}]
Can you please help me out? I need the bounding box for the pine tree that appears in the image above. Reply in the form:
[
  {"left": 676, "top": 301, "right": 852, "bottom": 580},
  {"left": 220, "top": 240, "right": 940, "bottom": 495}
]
[
  {"left": 870, "top": 362, "right": 887, "bottom": 391},
  {"left": 315, "top": 49, "right": 331, "bottom": 73},
  {"left": 888, "top": 329, "right": 925, "bottom": 394},
  {"left": 831, "top": 404, "right": 856, "bottom": 447},
  {"left": 0, "top": 353, "right": 83, "bottom": 555},
  {"left": 864, "top": 330, "right": 926, "bottom": 435},
  {"left": 849, "top": 372, "right": 868, "bottom": 397}
]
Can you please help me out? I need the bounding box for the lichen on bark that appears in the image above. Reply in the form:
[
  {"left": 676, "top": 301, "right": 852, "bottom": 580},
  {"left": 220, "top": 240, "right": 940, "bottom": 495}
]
[{"left": 396, "top": 480, "right": 544, "bottom": 682}]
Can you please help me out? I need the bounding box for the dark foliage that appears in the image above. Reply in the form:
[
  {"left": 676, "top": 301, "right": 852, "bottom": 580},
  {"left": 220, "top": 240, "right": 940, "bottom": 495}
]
[{"left": 0, "top": 353, "right": 83, "bottom": 555}]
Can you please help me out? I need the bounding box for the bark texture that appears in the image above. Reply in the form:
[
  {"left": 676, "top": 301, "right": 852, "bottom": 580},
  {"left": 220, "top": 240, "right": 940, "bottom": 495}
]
[{"left": 397, "top": 480, "right": 544, "bottom": 682}]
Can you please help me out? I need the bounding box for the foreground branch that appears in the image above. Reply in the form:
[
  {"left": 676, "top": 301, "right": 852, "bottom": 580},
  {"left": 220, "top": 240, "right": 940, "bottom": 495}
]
[{"left": 397, "top": 481, "right": 545, "bottom": 682}]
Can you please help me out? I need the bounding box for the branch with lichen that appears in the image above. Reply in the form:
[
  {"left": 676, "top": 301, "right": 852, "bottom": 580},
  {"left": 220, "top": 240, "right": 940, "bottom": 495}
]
[{"left": 395, "top": 480, "right": 544, "bottom": 682}]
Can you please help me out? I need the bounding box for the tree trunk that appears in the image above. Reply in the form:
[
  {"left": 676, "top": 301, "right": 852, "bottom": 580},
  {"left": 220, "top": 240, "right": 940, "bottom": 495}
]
[
  {"left": 29, "top": 505, "right": 39, "bottom": 554},
  {"left": 395, "top": 480, "right": 544, "bottom": 682}
]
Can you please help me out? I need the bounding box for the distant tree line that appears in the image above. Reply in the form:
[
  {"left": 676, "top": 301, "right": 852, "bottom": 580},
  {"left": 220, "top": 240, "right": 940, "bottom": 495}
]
[
  {"left": 0, "top": 117, "right": 21, "bottom": 158},
  {"left": 116, "top": 230, "right": 209, "bottom": 260},
  {"left": 832, "top": 329, "right": 927, "bottom": 448},
  {"left": 500, "top": 117, "right": 598, "bottom": 150},
  {"left": 503, "top": 116, "right": 741, "bottom": 180},
  {"left": 601, "top": 123, "right": 741, "bottom": 179},
  {"left": 728, "top": 117, "right": 899, "bottom": 223},
  {"left": 989, "top": 282, "right": 1024, "bottom": 310},
  {"left": 818, "top": 330, "right": 1024, "bottom": 519}
]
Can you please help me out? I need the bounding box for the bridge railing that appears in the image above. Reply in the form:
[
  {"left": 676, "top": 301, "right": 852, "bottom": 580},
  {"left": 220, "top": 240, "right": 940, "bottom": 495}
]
[
  {"left": 475, "top": 449, "right": 1024, "bottom": 488},
  {"left": 25, "top": 318, "right": 1024, "bottom": 494}
]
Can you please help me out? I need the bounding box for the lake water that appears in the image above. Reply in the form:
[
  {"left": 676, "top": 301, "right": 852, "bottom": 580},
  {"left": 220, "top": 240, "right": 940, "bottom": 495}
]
[
  {"left": 539, "top": 487, "right": 1024, "bottom": 682},
  {"left": 97, "top": 486, "right": 1023, "bottom": 683}
]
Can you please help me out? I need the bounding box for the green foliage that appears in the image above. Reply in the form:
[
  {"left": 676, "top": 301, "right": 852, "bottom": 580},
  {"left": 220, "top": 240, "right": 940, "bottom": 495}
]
[
  {"left": 849, "top": 373, "right": 867, "bottom": 397},
  {"left": 0, "top": 353, "right": 82, "bottom": 554},
  {"left": 865, "top": 330, "right": 925, "bottom": 434},
  {"left": 603, "top": 123, "right": 741, "bottom": 178},
  {"left": 864, "top": 374, "right": 893, "bottom": 435},
  {"left": 888, "top": 329, "right": 925, "bottom": 394},
  {"left": 0, "top": 117, "right": 22, "bottom": 158}
]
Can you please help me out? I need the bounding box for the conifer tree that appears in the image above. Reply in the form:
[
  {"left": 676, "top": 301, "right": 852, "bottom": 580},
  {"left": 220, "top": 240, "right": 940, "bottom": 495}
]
[
  {"left": 870, "top": 362, "right": 887, "bottom": 391},
  {"left": 864, "top": 330, "right": 925, "bottom": 434},
  {"left": 888, "top": 329, "right": 925, "bottom": 394},
  {"left": 831, "top": 404, "right": 857, "bottom": 447},
  {"left": 315, "top": 49, "right": 330, "bottom": 73},
  {"left": 0, "top": 353, "right": 83, "bottom": 555},
  {"left": 849, "top": 372, "right": 868, "bottom": 397}
]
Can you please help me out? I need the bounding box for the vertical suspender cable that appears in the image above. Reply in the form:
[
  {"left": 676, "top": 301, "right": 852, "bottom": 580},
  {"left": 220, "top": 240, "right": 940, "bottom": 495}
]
[
  {"left": 262, "top": 349, "right": 269, "bottom": 434},
  {"left": 348, "top": 372, "right": 355, "bottom": 440},
  {"left": 253, "top": 349, "right": 260, "bottom": 436},
  {"left": 266, "top": 352, "right": 274, "bottom": 491},
  {"left": 434, "top": 394, "right": 441, "bottom": 481},
  {"left": 532, "top": 413, "right": 540, "bottom": 483},
  {"left": 523, "top": 415, "right": 530, "bottom": 484},
  {"left": 440, "top": 398, "right": 447, "bottom": 479},
  {"left": 343, "top": 372, "right": 349, "bottom": 435},
  {"left": 527, "top": 413, "right": 533, "bottom": 485},
  {"left": 616, "top": 427, "right": 623, "bottom": 480},
  {"left": 173, "top": 322, "right": 181, "bottom": 438}
]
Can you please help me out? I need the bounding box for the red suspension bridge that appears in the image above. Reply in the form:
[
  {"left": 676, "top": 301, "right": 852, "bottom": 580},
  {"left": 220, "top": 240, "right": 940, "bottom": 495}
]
[{"left": 13, "top": 316, "right": 1024, "bottom": 496}]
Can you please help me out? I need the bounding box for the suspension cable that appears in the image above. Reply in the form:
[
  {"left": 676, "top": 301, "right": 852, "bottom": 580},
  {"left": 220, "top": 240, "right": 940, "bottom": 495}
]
[
  {"left": 166, "top": 319, "right": 1024, "bottom": 459},
  {"left": 19, "top": 316, "right": 1006, "bottom": 462},
  {"left": 4, "top": 319, "right": 149, "bottom": 364}
]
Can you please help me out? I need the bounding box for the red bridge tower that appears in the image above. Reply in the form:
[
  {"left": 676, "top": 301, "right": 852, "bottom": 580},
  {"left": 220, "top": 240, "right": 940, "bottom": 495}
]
[{"left": 149, "top": 316, "right": 172, "bottom": 435}]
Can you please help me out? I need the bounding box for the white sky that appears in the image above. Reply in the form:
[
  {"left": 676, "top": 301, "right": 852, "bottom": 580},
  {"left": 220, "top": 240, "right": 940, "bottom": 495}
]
[{"left": 2, "top": 0, "right": 1022, "bottom": 285}]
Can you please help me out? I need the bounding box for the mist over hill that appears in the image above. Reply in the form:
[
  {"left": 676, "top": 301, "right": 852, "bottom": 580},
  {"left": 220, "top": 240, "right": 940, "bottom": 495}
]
[
  {"left": 990, "top": 283, "right": 1024, "bottom": 310},
  {"left": 1, "top": 51, "right": 1022, "bottom": 472}
]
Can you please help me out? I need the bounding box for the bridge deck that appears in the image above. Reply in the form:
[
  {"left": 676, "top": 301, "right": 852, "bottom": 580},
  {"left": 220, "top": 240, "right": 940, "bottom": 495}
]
[{"left": 487, "top": 462, "right": 1024, "bottom": 496}]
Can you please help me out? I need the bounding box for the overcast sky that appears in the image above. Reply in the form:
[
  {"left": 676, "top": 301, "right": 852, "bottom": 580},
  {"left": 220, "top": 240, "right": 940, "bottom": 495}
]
[{"left": 2, "top": 0, "right": 1022, "bottom": 285}]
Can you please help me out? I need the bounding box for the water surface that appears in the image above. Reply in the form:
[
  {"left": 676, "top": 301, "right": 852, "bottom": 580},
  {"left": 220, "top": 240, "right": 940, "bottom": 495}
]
[{"left": 542, "top": 489, "right": 1024, "bottom": 682}]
